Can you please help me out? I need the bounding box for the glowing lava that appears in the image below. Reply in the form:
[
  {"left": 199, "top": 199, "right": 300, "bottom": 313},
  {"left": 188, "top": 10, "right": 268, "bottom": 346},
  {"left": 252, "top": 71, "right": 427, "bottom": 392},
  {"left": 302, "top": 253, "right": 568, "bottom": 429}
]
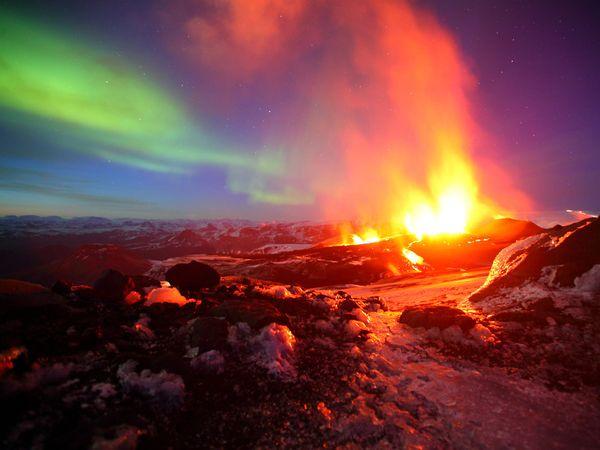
[
  {"left": 351, "top": 228, "right": 381, "bottom": 245},
  {"left": 404, "top": 188, "right": 473, "bottom": 240},
  {"left": 402, "top": 248, "right": 424, "bottom": 265}
]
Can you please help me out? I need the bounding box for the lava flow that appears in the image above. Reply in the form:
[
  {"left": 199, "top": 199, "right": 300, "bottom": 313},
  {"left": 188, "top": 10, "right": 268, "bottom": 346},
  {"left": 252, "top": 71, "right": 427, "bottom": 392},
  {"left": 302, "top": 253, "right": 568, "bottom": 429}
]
[{"left": 338, "top": 162, "right": 484, "bottom": 270}]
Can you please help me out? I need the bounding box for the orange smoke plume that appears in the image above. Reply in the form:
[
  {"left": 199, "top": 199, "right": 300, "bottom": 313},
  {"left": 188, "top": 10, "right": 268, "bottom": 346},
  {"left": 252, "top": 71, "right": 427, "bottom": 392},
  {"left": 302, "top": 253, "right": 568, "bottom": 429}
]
[{"left": 168, "top": 0, "right": 530, "bottom": 232}]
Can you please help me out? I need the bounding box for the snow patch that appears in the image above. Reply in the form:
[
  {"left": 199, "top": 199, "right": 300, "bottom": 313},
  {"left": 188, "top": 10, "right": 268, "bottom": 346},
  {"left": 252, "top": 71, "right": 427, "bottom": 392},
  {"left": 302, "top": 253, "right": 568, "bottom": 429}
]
[
  {"left": 573, "top": 264, "right": 600, "bottom": 293},
  {"left": 117, "top": 360, "right": 185, "bottom": 407},
  {"left": 255, "top": 285, "right": 293, "bottom": 299},
  {"left": 145, "top": 287, "right": 187, "bottom": 305},
  {"left": 250, "top": 324, "right": 297, "bottom": 381},
  {"left": 483, "top": 233, "right": 545, "bottom": 288}
]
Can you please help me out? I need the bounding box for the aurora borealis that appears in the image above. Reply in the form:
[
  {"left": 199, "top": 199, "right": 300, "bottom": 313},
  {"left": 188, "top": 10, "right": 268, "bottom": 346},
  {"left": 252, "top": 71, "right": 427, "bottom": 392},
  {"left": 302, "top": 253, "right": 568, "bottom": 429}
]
[{"left": 0, "top": 0, "right": 598, "bottom": 220}]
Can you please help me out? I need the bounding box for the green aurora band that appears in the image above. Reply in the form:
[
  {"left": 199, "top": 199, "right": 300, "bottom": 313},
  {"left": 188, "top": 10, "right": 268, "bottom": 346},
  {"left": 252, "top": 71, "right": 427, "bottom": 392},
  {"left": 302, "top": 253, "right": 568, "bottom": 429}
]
[{"left": 0, "top": 12, "right": 311, "bottom": 204}]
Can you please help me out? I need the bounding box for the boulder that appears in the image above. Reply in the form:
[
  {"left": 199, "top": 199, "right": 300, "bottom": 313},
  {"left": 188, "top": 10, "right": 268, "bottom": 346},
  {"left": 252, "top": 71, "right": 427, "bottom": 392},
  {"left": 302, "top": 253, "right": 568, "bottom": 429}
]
[
  {"left": 338, "top": 299, "right": 360, "bottom": 312},
  {"left": 165, "top": 261, "right": 220, "bottom": 293},
  {"left": 93, "top": 269, "right": 135, "bottom": 302},
  {"left": 398, "top": 305, "right": 476, "bottom": 331}
]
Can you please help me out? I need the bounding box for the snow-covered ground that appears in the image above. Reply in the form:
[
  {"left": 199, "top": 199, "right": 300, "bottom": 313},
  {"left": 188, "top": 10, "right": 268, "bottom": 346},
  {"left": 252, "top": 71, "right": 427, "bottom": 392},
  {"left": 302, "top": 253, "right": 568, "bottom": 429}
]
[
  {"left": 322, "top": 270, "right": 600, "bottom": 448},
  {"left": 343, "top": 269, "right": 489, "bottom": 309}
]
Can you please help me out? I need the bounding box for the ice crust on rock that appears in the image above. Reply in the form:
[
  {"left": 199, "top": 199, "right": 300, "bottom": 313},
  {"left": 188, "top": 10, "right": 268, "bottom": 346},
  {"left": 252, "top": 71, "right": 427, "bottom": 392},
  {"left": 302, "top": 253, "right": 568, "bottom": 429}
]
[
  {"left": 573, "top": 264, "right": 600, "bottom": 293},
  {"left": 117, "top": 360, "right": 185, "bottom": 407},
  {"left": 251, "top": 323, "right": 297, "bottom": 380},
  {"left": 226, "top": 322, "right": 297, "bottom": 380},
  {"left": 479, "top": 233, "right": 545, "bottom": 290},
  {"left": 255, "top": 284, "right": 293, "bottom": 299}
]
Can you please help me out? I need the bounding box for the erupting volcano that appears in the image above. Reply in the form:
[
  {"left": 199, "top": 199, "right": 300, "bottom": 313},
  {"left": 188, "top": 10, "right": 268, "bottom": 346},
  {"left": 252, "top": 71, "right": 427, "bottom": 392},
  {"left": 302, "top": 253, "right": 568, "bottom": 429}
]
[{"left": 1, "top": 0, "right": 599, "bottom": 448}]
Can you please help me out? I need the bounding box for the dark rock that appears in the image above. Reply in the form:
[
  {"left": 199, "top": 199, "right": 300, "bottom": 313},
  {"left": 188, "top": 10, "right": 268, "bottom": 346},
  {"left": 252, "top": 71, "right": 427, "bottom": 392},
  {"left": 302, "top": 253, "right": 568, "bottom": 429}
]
[
  {"left": 0, "top": 279, "right": 63, "bottom": 312},
  {"left": 165, "top": 261, "right": 220, "bottom": 293},
  {"left": 81, "top": 326, "right": 103, "bottom": 349},
  {"left": 339, "top": 299, "right": 360, "bottom": 312},
  {"left": 189, "top": 317, "right": 229, "bottom": 352},
  {"left": 398, "top": 306, "right": 476, "bottom": 331},
  {"left": 275, "top": 297, "right": 329, "bottom": 317},
  {"left": 71, "top": 285, "right": 95, "bottom": 301},
  {"left": 51, "top": 280, "right": 72, "bottom": 296},
  {"left": 490, "top": 297, "right": 560, "bottom": 326},
  {"left": 209, "top": 299, "right": 288, "bottom": 329},
  {"left": 146, "top": 302, "right": 185, "bottom": 320},
  {"left": 93, "top": 269, "right": 135, "bottom": 302},
  {"left": 130, "top": 275, "right": 160, "bottom": 292}
]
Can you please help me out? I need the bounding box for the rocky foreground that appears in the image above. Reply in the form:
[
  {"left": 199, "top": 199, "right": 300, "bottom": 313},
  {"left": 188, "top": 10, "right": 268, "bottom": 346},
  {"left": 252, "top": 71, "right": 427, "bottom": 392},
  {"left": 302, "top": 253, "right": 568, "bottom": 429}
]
[{"left": 1, "top": 218, "right": 599, "bottom": 449}]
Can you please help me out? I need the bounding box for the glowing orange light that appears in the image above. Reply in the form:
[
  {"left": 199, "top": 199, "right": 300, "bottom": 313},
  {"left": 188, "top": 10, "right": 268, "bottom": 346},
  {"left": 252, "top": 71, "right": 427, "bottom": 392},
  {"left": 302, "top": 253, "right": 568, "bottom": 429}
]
[
  {"left": 398, "top": 148, "right": 483, "bottom": 240},
  {"left": 351, "top": 228, "right": 381, "bottom": 245},
  {"left": 402, "top": 247, "right": 424, "bottom": 265}
]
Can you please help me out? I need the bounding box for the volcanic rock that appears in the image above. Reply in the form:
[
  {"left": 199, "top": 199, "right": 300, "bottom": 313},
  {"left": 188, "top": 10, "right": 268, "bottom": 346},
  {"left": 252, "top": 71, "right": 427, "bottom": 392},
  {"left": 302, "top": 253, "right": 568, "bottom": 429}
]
[
  {"left": 470, "top": 217, "right": 600, "bottom": 302},
  {"left": 51, "top": 280, "right": 72, "bottom": 296},
  {"left": 165, "top": 261, "right": 221, "bottom": 293},
  {"left": 0, "top": 279, "right": 63, "bottom": 312},
  {"left": 209, "top": 298, "right": 288, "bottom": 329},
  {"left": 339, "top": 298, "right": 360, "bottom": 312},
  {"left": 189, "top": 317, "right": 229, "bottom": 352},
  {"left": 398, "top": 305, "right": 476, "bottom": 331},
  {"left": 275, "top": 297, "right": 329, "bottom": 317},
  {"left": 93, "top": 269, "right": 135, "bottom": 302},
  {"left": 488, "top": 297, "right": 560, "bottom": 325},
  {"left": 71, "top": 284, "right": 95, "bottom": 301}
]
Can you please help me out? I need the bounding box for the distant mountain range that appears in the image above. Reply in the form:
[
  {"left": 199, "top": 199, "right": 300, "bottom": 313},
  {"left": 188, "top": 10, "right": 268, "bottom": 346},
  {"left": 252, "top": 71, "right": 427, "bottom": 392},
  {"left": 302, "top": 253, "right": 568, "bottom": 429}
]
[{"left": 0, "top": 215, "right": 555, "bottom": 287}]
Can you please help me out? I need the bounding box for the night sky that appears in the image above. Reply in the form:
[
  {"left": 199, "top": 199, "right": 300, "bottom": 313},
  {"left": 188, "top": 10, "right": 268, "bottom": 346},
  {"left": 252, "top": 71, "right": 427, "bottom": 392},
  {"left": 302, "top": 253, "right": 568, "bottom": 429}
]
[{"left": 0, "top": 0, "right": 598, "bottom": 221}]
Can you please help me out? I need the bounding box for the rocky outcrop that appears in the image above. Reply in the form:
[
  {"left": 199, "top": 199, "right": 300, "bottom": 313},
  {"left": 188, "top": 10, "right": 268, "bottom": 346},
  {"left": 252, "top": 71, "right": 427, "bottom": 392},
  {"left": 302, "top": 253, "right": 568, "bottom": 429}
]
[
  {"left": 165, "top": 261, "right": 221, "bottom": 293},
  {"left": 93, "top": 269, "right": 135, "bottom": 302},
  {"left": 399, "top": 305, "right": 476, "bottom": 331},
  {"left": 470, "top": 217, "right": 600, "bottom": 303}
]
